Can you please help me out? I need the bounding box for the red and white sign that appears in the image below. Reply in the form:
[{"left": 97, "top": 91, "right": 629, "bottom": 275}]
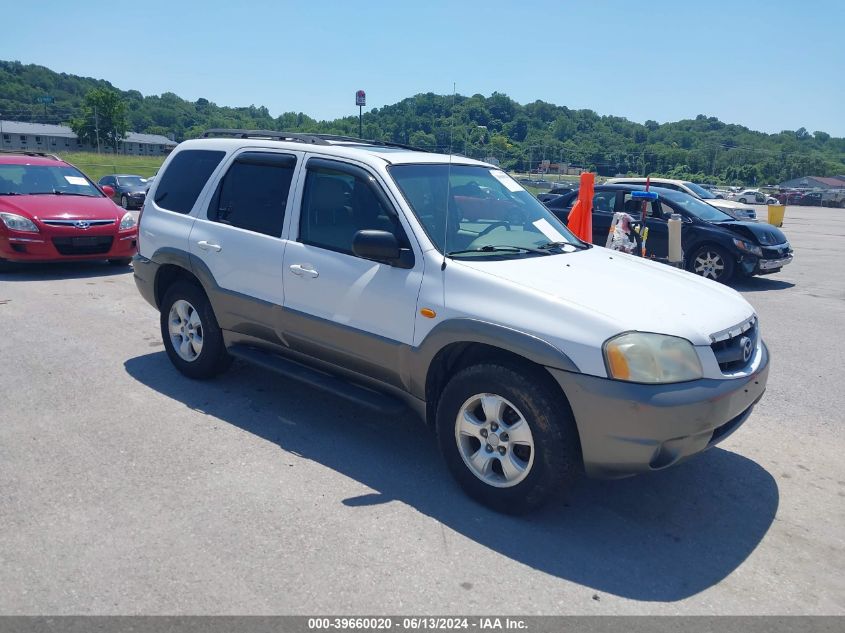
[{"left": 355, "top": 90, "right": 366, "bottom": 107}]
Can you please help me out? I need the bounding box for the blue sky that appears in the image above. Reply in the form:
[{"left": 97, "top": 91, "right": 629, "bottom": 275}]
[{"left": 3, "top": 0, "right": 844, "bottom": 135}]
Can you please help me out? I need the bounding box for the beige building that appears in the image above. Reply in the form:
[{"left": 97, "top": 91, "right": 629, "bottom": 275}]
[{"left": 0, "top": 121, "right": 177, "bottom": 155}]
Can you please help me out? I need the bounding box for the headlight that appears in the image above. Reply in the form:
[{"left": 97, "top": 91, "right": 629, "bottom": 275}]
[
  {"left": 119, "top": 212, "right": 137, "bottom": 230},
  {"left": 604, "top": 332, "right": 703, "bottom": 383},
  {"left": 732, "top": 238, "right": 762, "bottom": 256},
  {"left": 0, "top": 212, "right": 39, "bottom": 232}
]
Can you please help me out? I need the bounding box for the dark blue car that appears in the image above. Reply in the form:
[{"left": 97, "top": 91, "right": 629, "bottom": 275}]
[{"left": 546, "top": 184, "right": 793, "bottom": 283}]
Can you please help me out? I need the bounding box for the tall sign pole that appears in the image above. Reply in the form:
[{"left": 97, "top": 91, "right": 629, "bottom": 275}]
[{"left": 355, "top": 90, "right": 366, "bottom": 138}]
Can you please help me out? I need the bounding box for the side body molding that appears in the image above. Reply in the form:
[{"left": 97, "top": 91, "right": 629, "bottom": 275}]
[
  {"left": 403, "top": 318, "right": 580, "bottom": 400},
  {"left": 141, "top": 251, "right": 580, "bottom": 410}
]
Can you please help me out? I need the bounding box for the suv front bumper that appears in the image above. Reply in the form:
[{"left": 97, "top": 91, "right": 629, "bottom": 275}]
[{"left": 548, "top": 341, "right": 769, "bottom": 478}]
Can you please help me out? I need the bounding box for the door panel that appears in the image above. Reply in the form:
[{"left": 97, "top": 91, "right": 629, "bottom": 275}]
[
  {"left": 188, "top": 150, "right": 301, "bottom": 338},
  {"left": 282, "top": 242, "right": 422, "bottom": 385},
  {"left": 282, "top": 158, "right": 424, "bottom": 383}
]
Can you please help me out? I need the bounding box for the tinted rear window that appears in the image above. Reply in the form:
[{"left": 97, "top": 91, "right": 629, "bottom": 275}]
[
  {"left": 209, "top": 153, "right": 296, "bottom": 237},
  {"left": 154, "top": 150, "right": 225, "bottom": 214}
]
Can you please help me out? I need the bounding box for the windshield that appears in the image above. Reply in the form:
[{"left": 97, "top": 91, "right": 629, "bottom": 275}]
[
  {"left": 0, "top": 164, "right": 101, "bottom": 197},
  {"left": 658, "top": 189, "right": 734, "bottom": 222},
  {"left": 684, "top": 181, "right": 716, "bottom": 199},
  {"left": 116, "top": 176, "right": 146, "bottom": 187},
  {"left": 389, "top": 164, "right": 582, "bottom": 257}
]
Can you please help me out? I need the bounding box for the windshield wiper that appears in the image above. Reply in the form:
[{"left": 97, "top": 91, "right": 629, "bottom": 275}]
[
  {"left": 447, "top": 245, "right": 551, "bottom": 257},
  {"left": 0, "top": 191, "right": 21, "bottom": 195},
  {"left": 538, "top": 240, "right": 592, "bottom": 251},
  {"left": 49, "top": 189, "right": 97, "bottom": 197}
]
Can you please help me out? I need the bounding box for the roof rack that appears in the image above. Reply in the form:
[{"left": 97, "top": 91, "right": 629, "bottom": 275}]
[
  {"left": 202, "top": 129, "right": 330, "bottom": 144},
  {"left": 309, "top": 134, "right": 429, "bottom": 153},
  {"left": 201, "top": 129, "right": 428, "bottom": 152},
  {"left": 0, "top": 149, "right": 62, "bottom": 160}
]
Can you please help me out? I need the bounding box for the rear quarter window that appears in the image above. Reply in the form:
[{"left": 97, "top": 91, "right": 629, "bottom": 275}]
[{"left": 154, "top": 149, "right": 225, "bottom": 214}]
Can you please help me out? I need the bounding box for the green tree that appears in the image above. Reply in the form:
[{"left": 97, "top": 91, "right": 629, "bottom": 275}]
[{"left": 70, "top": 88, "right": 128, "bottom": 152}]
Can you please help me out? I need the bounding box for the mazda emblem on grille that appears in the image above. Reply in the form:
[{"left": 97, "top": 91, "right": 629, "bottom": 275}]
[
  {"left": 73, "top": 220, "right": 91, "bottom": 230},
  {"left": 740, "top": 336, "right": 753, "bottom": 362}
]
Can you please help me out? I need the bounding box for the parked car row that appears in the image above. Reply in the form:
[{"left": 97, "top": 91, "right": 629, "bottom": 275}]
[
  {"left": 543, "top": 184, "right": 792, "bottom": 283},
  {"left": 605, "top": 177, "right": 759, "bottom": 220},
  {"left": 728, "top": 189, "right": 779, "bottom": 205}
]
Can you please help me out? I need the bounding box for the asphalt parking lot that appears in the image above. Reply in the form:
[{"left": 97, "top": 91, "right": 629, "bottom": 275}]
[{"left": 1, "top": 205, "right": 843, "bottom": 615}]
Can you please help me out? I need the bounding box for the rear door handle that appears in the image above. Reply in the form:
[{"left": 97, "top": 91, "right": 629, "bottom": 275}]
[
  {"left": 196, "top": 240, "right": 222, "bottom": 252},
  {"left": 289, "top": 264, "right": 319, "bottom": 278}
]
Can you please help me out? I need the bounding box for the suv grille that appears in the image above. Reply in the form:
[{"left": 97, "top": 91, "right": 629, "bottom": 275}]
[
  {"left": 52, "top": 236, "right": 114, "bottom": 255},
  {"left": 710, "top": 316, "right": 758, "bottom": 373}
]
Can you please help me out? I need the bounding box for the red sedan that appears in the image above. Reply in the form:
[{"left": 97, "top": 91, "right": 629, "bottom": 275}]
[{"left": 0, "top": 153, "right": 138, "bottom": 270}]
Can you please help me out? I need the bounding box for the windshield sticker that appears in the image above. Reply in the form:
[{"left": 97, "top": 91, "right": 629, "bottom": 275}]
[
  {"left": 64, "top": 176, "right": 88, "bottom": 186},
  {"left": 532, "top": 218, "right": 568, "bottom": 243},
  {"left": 489, "top": 170, "right": 522, "bottom": 192}
]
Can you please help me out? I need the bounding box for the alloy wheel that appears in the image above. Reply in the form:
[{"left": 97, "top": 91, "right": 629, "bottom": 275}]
[
  {"left": 455, "top": 393, "right": 535, "bottom": 488},
  {"left": 168, "top": 299, "right": 204, "bottom": 362},
  {"left": 694, "top": 251, "right": 725, "bottom": 280}
]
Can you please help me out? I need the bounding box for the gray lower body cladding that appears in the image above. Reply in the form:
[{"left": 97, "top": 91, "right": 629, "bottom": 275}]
[
  {"left": 547, "top": 341, "right": 769, "bottom": 478},
  {"left": 132, "top": 254, "right": 159, "bottom": 308}
]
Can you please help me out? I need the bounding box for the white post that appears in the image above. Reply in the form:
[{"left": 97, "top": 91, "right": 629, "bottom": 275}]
[{"left": 668, "top": 213, "right": 683, "bottom": 267}]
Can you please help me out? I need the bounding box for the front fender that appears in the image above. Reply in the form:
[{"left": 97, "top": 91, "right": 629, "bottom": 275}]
[{"left": 403, "top": 317, "right": 580, "bottom": 399}]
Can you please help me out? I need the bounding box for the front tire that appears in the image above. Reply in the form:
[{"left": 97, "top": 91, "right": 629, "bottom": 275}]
[
  {"left": 120, "top": 195, "right": 129, "bottom": 209},
  {"left": 436, "top": 362, "right": 581, "bottom": 514},
  {"left": 688, "top": 244, "right": 735, "bottom": 283},
  {"left": 160, "top": 281, "right": 232, "bottom": 379}
]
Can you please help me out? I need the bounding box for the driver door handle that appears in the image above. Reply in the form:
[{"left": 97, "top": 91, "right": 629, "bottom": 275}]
[
  {"left": 289, "top": 263, "right": 319, "bottom": 278},
  {"left": 196, "top": 240, "right": 222, "bottom": 252}
]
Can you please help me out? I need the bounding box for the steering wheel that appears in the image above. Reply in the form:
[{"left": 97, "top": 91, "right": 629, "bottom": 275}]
[{"left": 476, "top": 221, "right": 511, "bottom": 238}]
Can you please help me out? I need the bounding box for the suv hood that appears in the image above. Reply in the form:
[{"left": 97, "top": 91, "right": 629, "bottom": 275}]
[
  {"left": 0, "top": 194, "right": 121, "bottom": 221},
  {"left": 455, "top": 247, "right": 754, "bottom": 346},
  {"left": 712, "top": 220, "right": 788, "bottom": 245}
]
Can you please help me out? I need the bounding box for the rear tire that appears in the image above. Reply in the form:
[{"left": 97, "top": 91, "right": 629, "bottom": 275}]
[
  {"left": 738, "top": 198, "right": 747, "bottom": 204},
  {"left": 688, "top": 244, "right": 735, "bottom": 283},
  {"left": 436, "top": 362, "right": 581, "bottom": 514},
  {"left": 160, "top": 280, "right": 232, "bottom": 379}
]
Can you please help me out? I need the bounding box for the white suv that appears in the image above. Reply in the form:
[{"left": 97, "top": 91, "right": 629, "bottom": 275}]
[
  {"left": 134, "top": 130, "right": 769, "bottom": 514},
  {"left": 606, "top": 177, "right": 759, "bottom": 220}
]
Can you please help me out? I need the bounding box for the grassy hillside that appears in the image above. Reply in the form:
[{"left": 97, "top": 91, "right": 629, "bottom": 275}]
[{"left": 4, "top": 59, "right": 844, "bottom": 184}]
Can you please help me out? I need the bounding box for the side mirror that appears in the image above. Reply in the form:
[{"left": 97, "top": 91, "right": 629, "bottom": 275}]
[
  {"left": 102, "top": 185, "right": 115, "bottom": 197},
  {"left": 352, "top": 230, "right": 414, "bottom": 268}
]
